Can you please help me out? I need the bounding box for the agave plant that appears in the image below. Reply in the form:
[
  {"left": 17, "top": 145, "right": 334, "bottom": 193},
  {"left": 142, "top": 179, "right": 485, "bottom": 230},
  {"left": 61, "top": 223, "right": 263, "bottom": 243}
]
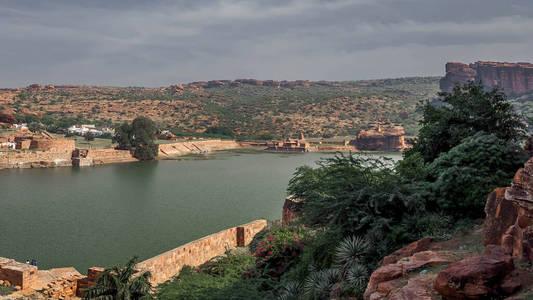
[
  {"left": 278, "top": 281, "right": 304, "bottom": 300},
  {"left": 82, "top": 256, "right": 153, "bottom": 300},
  {"left": 334, "top": 235, "right": 369, "bottom": 278},
  {"left": 303, "top": 268, "right": 339, "bottom": 300}
]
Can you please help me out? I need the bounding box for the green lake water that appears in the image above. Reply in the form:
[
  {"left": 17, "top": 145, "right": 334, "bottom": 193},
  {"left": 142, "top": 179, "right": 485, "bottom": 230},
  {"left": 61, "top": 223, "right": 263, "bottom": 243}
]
[{"left": 0, "top": 151, "right": 400, "bottom": 273}]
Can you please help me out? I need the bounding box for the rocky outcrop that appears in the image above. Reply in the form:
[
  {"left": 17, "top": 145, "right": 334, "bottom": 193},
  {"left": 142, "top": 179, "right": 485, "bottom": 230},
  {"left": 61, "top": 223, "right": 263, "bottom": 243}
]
[
  {"left": 350, "top": 122, "right": 406, "bottom": 151},
  {"left": 381, "top": 238, "right": 432, "bottom": 266},
  {"left": 434, "top": 250, "right": 518, "bottom": 299},
  {"left": 282, "top": 196, "right": 304, "bottom": 225},
  {"left": 440, "top": 61, "right": 533, "bottom": 96},
  {"left": 364, "top": 249, "right": 456, "bottom": 300},
  {"left": 483, "top": 188, "right": 519, "bottom": 246},
  {"left": 482, "top": 157, "right": 533, "bottom": 262}
]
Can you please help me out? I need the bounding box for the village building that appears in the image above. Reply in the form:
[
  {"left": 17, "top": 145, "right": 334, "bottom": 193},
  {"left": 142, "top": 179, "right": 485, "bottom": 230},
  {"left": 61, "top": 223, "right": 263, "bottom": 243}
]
[{"left": 67, "top": 124, "right": 112, "bottom": 137}]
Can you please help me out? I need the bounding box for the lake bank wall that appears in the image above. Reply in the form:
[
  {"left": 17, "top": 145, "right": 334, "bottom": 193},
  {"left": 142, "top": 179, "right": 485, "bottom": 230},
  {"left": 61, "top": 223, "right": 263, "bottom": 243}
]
[
  {"left": 136, "top": 219, "right": 267, "bottom": 285},
  {"left": 0, "top": 219, "right": 267, "bottom": 298},
  {"left": 0, "top": 139, "right": 243, "bottom": 169}
]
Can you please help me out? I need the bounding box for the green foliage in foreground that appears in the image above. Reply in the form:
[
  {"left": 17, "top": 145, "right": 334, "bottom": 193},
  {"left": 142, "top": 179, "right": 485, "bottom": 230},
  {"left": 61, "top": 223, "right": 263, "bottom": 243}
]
[
  {"left": 156, "top": 252, "right": 276, "bottom": 300},
  {"left": 0, "top": 285, "right": 15, "bottom": 296},
  {"left": 83, "top": 256, "right": 153, "bottom": 300},
  {"left": 409, "top": 83, "right": 526, "bottom": 162},
  {"left": 428, "top": 133, "right": 527, "bottom": 218}
]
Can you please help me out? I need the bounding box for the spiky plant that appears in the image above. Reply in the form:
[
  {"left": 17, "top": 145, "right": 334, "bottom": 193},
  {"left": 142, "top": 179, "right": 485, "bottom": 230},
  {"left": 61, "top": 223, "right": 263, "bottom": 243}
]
[
  {"left": 345, "top": 263, "right": 369, "bottom": 289},
  {"left": 278, "top": 281, "right": 304, "bottom": 300},
  {"left": 82, "top": 256, "right": 153, "bottom": 300},
  {"left": 334, "top": 236, "right": 369, "bottom": 278},
  {"left": 303, "top": 268, "right": 339, "bottom": 300}
]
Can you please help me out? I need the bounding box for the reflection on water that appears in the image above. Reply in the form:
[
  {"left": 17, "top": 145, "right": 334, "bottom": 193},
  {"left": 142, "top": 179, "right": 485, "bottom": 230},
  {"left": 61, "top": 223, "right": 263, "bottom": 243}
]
[{"left": 0, "top": 151, "right": 400, "bottom": 273}]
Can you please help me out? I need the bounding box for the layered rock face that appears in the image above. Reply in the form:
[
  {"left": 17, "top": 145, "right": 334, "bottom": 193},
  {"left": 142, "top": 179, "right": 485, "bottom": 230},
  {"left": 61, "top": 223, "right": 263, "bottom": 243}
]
[
  {"left": 483, "top": 156, "right": 533, "bottom": 262},
  {"left": 440, "top": 61, "right": 533, "bottom": 95},
  {"left": 350, "top": 122, "right": 406, "bottom": 151}
]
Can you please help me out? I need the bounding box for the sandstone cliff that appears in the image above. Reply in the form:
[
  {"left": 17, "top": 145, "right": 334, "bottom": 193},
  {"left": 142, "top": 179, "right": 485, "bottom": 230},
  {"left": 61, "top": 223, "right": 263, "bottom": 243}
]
[{"left": 440, "top": 61, "right": 533, "bottom": 95}]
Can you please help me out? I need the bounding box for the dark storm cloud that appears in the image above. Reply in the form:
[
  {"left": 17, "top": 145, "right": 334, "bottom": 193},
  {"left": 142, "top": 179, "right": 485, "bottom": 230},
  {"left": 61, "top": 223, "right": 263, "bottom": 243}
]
[{"left": 0, "top": 0, "right": 532, "bottom": 87}]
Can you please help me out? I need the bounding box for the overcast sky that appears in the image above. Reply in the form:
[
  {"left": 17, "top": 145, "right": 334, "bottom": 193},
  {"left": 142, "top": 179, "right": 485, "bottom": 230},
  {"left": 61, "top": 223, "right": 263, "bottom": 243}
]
[{"left": 0, "top": 0, "right": 532, "bottom": 87}]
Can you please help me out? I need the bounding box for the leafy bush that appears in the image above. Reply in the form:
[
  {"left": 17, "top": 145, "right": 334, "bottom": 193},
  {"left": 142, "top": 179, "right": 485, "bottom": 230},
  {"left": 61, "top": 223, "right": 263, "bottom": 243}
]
[
  {"left": 157, "top": 253, "right": 276, "bottom": 300},
  {"left": 249, "top": 226, "right": 306, "bottom": 279},
  {"left": 409, "top": 83, "right": 526, "bottom": 162},
  {"left": 288, "top": 154, "right": 428, "bottom": 250},
  {"left": 428, "top": 132, "right": 527, "bottom": 218}
]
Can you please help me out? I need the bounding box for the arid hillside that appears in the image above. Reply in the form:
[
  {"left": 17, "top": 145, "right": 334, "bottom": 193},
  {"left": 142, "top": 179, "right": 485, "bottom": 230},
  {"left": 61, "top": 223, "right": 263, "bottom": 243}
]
[{"left": 0, "top": 77, "right": 440, "bottom": 137}]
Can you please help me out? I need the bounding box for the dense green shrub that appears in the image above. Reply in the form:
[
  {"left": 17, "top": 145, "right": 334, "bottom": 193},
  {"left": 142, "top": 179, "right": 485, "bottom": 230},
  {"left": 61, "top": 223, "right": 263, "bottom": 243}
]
[
  {"left": 157, "top": 253, "right": 276, "bottom": 300},
  {"left": 428, "top": 132, "right": 527, "bottom": 218},
  {"left": 248, "top": 226, "right": 306, "bottom": 279},
  {"left": 408, "top": 83, "right": 526, "bottom": 162},
  {"left": 288, "top": 154, "right": 428, "bottom": 250}
]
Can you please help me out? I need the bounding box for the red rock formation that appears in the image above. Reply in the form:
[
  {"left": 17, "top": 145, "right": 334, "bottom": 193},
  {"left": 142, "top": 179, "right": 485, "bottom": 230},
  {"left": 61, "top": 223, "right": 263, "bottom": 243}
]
[
  {"left": 440, "top": 61, "right": 533, "bottom": 96},
  {"left": 350, "top": 122, "right": 406, "bottom": 151},
  {"left": 381, "top": 238, "right": 432, "bottom": 266},
  {"left": 364, "top": 250, "right": 455, "bottom": 300},
  {"left": 282, "top": 196, "right": 304, "bottom": 225},
  {"left": 483, "top": 157, "right": 533, "bottom": 262},
  {"left": 434, "top": 251, "right": 518, "bottom": 299}
]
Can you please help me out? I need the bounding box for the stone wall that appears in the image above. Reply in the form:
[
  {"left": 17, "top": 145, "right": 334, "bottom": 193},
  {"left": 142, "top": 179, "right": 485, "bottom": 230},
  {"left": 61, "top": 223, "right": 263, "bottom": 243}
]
[
  {"left": 0, "top": 257, "right": 38, "bottom": 290},
  {"left": 72, "top": 148, "right": 138, "bottom": 166},
  {"left": 30, "top": 138, "right": 75, "bottom": 152},
  {"left": 158, "top": 139, "right": 241, "bottom": 157},
  {"left": 136, "top": 219, "right": 267, "bottom": 285},
  {"left": 0, "top": 149, "right": 73, "bottom": 169}
]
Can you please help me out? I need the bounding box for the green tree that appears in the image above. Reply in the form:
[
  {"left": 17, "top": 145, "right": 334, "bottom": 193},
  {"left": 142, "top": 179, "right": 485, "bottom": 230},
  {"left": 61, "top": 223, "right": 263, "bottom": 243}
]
[
  {"left": 408, "top": 82, "right": 526, "bottom": 162},
  {"left": 113, "top": 117, "right": 158, "bottom": 160},
  {"left": 428, "top": 133, "right": 527, "bottom": 218},
  {"left": 113, "top": 122, "right": 133, "bottom": 150},
  {"left": 131, "top": 117, "right": 158, "bottom": 160},
  {"left": 85, "top": 132, "right": 95, "bottom": 141},
  {"left": 82, "top": 257, "right": 152, "bottom": 300},
  {"left": 28, "top": 122, "right": 42, "bottom": 132}
]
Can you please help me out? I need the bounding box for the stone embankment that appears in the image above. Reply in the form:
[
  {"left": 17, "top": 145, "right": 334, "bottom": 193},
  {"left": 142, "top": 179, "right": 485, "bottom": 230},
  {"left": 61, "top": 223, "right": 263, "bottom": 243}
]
[
  {"left": 0, "top": 219, "right": 267, "bottom": 299},
  {"left": 0, "top": 139, "right": 243, "bottom": 169},
  {"left": 158, "top": 139, "right": 241, "bottom": 157}
]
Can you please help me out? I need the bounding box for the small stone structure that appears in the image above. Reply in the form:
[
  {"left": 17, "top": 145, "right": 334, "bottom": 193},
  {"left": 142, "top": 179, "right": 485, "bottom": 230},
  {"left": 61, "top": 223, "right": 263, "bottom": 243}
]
[
  {"left": 0, "top": 257, "right": 38, "bottom": 290},
  {"left": 266, "top": 133, "right": 310, "bottom": 152},
  {"left": 350, "top": 122, "right": 406, "bottom": 151}
]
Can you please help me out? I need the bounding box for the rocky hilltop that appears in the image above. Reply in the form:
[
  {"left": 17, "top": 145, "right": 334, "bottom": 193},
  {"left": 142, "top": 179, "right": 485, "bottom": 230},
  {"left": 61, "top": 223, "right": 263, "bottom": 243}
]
[{"left": 440, "top": 61, "right": 533, "bottom": 95}]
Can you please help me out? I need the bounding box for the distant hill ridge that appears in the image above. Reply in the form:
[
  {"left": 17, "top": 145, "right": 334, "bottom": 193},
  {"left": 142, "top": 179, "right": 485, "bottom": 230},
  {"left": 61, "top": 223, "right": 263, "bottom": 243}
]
[{"left": 440, "top": 61, "right": 533, "bottom": 96}]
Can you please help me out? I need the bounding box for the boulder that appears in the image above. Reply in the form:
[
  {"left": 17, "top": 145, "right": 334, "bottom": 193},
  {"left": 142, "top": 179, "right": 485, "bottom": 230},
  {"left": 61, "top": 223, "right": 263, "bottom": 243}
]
[
  {"left": 434, "top": 252, "right": 515, "bottom": 299},
  {"left": 364, "top": 251, "right": 455, "bottom": 300},
  {"left": 389, "top": 276, "right": 440, "bottom": 300},
  {"left": 382, "top": 238, "right": 432, "bottom": 266},
  {"left": 483, "top": 188, "right": 518, "bottom": 246},
  {"left": 282, "top": 196, "right": 304, "bottom": 225}
]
